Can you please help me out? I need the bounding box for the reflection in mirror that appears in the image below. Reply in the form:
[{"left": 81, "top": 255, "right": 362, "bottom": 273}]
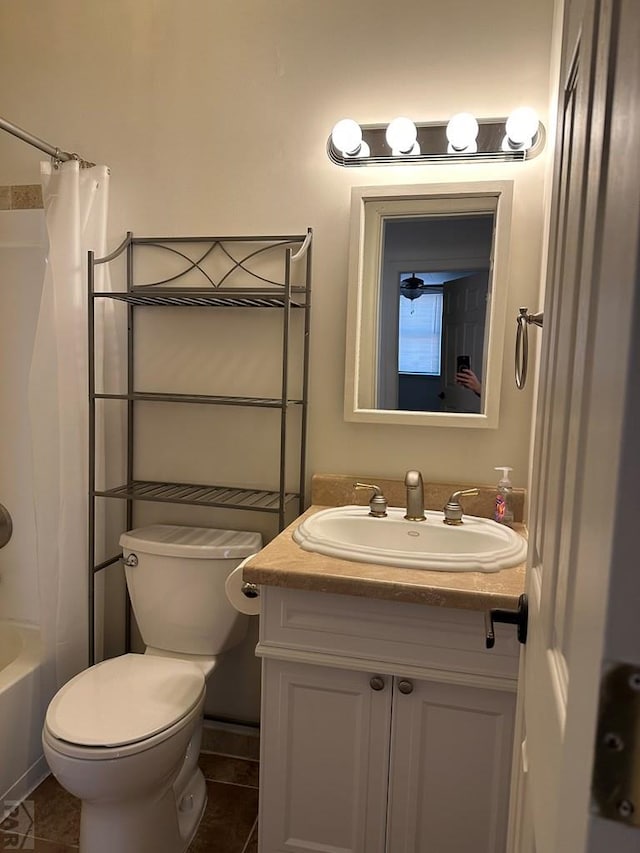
[
  {"left": 379, "top": 215, "right": 493, "bottom": 414},
  {"left": 345, "top": 182, "right": 513, "bottom": 428}
]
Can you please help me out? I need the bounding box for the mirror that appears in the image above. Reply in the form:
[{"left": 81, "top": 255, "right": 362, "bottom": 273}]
[{"left": 344, "top": 181, "right": 514, "bottom": 428}]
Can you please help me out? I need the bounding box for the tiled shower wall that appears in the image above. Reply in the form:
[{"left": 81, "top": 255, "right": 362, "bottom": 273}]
[{"left": 0, "top": 184, "right": 43, "bottom": 209}]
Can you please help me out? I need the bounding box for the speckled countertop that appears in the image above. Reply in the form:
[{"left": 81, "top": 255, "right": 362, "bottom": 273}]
[{"left": 242, "top": 474, "right": 527, "bottom": 612}]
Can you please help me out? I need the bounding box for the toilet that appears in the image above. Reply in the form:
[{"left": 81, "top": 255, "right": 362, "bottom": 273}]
[{"left": 42, "top": 524, "right": 262, "bottom": 853}]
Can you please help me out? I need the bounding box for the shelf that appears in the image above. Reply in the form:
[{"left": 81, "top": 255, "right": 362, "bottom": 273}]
[
  {"left": 88, "top": 231, "right": 312, "bottom": 664},
  {"left": 93, "top": 288, "right": 307, "bottom": 308},
  {"left": 94, "top": 392, "right": 303, "bottom": 408},
  {"left": 94, "top": 479, "right": 300, "bottom": 513}
]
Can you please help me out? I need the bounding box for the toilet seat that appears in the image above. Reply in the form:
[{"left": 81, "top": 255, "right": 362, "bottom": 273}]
[{"left": 45, "top": 654, "right": 205, "bottom": 749}]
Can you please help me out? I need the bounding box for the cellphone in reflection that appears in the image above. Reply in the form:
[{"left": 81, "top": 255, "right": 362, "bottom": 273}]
[{"left": 456, "top": 355, "right": 471, "bottom": 373}]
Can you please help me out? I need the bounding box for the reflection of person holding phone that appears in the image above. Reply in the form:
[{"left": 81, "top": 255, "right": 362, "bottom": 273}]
[
  {"left": 456, "top": 367, "right": 482, "bottom": 397},
  {"left": 456, "top": 357, "right": 481, "bottom": 397}
]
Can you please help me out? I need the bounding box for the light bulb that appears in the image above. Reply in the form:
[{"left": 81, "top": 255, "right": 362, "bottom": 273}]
[
  {"left": 446, "top": 112, "right": 479, "bottom": 152},
  {"left": 385, "top": 117, "right": 419, "bottom": 155},
  {"left": 331, "top": 119, "right": 365, "bottom": 156},
  {"left": 505, "top": 107, "right": 539, "bottom": 148}
]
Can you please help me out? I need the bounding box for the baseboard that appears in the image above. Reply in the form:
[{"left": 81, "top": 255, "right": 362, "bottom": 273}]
[
  {"left": 202, "top": 717, "right": 259, "bottom": 736},
  {"left": 1, "top": 755, "right": 49, "bottom": 819}
]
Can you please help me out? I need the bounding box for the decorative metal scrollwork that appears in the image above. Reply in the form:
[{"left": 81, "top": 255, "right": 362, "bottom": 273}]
[
  {"left": 134, "top": 236, "right": 309, "bottom": 291},
  {"left": 515, "top": 307, "right": 544, "bottom": 390}
]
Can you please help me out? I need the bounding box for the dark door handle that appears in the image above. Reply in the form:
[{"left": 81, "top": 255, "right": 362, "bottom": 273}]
[{"left": 485, "top": 594, "right": 528, "bottom": 648}]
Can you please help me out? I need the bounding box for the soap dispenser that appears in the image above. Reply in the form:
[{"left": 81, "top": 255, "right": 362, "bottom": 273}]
[{"left": 494, "top": 467, "right": 514, "bottom": 526}]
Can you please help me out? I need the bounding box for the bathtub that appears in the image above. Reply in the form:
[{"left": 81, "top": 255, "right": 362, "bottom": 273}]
[{"left": 0, "top": 622, "right": 48, "bottom": 814}]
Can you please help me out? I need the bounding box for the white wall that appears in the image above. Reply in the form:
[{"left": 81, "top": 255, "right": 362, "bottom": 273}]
[{"left": 0, "top": 0, "right": 556, "bottom": 495}]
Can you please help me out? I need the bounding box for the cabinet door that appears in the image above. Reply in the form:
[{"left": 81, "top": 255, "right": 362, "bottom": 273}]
[
  {"left": 386, "top": 677, "right": 516, "bottom": 853},
  {"left": 259, "top": 658, "right": 392, "bottom": 853}
]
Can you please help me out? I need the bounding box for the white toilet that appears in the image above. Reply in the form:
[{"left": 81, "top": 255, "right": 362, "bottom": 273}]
[{"left": 42, "top": 524, "right": 262, "bottom": 853}]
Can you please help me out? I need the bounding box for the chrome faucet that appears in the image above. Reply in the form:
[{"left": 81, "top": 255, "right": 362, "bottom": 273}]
[
  {"left": 443, "top": 488, "right": 479, "bottom": 525},
  {"left": 404, "top": 470, "right": 426, "bottom": 522},
  {"left": 354, "top": 482, "right": 388, "bottom": 518}
]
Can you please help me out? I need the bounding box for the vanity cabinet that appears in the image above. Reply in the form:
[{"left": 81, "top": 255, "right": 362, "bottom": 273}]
[{"left": 256, "top": 586, "right": 519, "bottom": 853}]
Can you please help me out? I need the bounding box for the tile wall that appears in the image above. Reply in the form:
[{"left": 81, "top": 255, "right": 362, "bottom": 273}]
[{"left": 0, "top": 184, "right": 43, "bottom": 209}]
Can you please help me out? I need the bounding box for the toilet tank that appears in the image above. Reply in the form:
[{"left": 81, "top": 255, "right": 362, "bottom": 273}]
[{"left": 119, "top": 524, "right": 262, "bottom": 656}]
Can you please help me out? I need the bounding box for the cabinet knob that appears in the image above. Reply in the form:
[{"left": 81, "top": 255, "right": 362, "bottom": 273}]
[
  {"left": 397, "top": 679, "right": 414, "bottom": 695},
  {"left": 370, "top": 676, "right": 386, "bottom": 691}
]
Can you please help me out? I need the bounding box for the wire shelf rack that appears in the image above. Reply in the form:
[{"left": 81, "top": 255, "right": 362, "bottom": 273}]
[
  {"left": 94, "top": 392, "right": 304, "bottom": 408},
  {"left": 95, "top": 480, "right": 300, "bottom": 512},
  {"left": 97, "top": 288, "right": 307, "bottom": 308},
  {"left": 88, "top": 230, "right": 312, "bottom": 664}
]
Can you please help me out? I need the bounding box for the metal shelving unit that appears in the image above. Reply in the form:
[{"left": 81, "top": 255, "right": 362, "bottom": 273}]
[{"left": 87, "top": 231, "right": 312, "bottom": 663}]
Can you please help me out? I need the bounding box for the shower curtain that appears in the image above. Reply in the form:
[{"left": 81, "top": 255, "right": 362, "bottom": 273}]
[{"left": 29, "top": 159, "right": 112, "bottom": 700}]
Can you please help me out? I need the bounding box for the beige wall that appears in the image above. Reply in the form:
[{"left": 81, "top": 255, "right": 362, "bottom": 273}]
[
  {"left": 0, "top": 0, "right": 555, "bottom": 496},
  {"left": 0, "top": 0, "right": 556, "bottom": 725}
]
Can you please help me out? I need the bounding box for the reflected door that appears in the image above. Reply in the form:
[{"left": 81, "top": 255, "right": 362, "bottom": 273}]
[{"left": 441, "top": 271, "right": 487, "bottom": 413}]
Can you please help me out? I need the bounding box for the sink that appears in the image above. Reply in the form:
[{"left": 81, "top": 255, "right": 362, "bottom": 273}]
[{"left": 292, "top": 506, "right": 527, "bottom": 572}]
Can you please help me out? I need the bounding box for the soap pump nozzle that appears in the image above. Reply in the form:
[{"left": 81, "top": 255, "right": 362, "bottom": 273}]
[{"left": 495, "top": 466, "right": 513, "bottom": 484}]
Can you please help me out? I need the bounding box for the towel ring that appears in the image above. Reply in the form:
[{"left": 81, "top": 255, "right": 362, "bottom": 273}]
[
  {"left": 515, "top": 307, "right": 544, "bottom": 390},
  {"left": 0, "top": 503, "right": 12, "bottom": 549}
]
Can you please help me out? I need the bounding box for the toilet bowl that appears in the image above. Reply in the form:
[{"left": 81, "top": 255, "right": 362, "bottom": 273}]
[
  {"left": 43, "top": 654, "right": 207, "bottom": 853},
  {"left": 42, "top": 524, "right": 262, "bottom": 853}
]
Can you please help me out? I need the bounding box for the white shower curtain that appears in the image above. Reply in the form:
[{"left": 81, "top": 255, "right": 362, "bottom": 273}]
[{"left": 29, "top": 159, "right": 111, "bottom": 699}]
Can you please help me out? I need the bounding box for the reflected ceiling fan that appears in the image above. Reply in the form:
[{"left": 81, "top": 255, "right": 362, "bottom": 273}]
[{"left": 400, "top": 273, "right": 429, "bottom": 301}]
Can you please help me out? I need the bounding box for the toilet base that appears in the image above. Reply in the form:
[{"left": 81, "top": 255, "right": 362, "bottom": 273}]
[
  {"left": 43, "top": 696, "right": 208, "bottom": 853},
  {"left": 78, "top": 766, "right": 206, "bottom": 853}
]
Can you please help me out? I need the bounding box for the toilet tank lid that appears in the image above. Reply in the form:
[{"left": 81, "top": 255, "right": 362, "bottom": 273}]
[{"left": 119, "top": 524, "right": 263, "bottom": 559}]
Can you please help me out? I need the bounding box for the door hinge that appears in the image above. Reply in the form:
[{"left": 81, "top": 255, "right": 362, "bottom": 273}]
[{"left": 591, "top": 662, "right": 640, "bottom": 828}]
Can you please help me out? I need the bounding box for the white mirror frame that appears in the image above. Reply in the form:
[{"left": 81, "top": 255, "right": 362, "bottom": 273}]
[{"left": 344, "top": 181, "right": 514, "bottom": 428}]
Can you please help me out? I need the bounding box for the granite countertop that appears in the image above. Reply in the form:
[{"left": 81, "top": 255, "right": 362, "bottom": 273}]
[{"left": 243, "top": 475, "right": 527, "bottom": 612}]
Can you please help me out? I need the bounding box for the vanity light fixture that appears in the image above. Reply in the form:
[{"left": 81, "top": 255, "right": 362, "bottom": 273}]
[
  {"left": 446, "top": 112, "right": 480, "bottom": 154},
  {"left": 331, "top": 118, "right": 370, "bottom": 158},
  {"left": 502, "top": 107, "right": 540, "bottom": 151},
  {"left": 386, "top": 117, "right": 420, "bottom": 156},
  {"left": 327, "top": 108, "right": 544, "bottom": 166}
]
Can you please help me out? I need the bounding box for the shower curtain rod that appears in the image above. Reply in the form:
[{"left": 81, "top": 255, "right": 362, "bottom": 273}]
[{"left": 0, "top": 114, "right": 92, "bottom": 164}]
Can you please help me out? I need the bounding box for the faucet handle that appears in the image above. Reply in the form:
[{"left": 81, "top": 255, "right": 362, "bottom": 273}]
[
  {"left": 354, "top": 483, "right": 388, "bottom": 518},
  {"left": 443, "top": 488, "right": 480, "bottom": 525}
]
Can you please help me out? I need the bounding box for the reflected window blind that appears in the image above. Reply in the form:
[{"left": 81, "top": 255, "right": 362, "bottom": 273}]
[{"left": 398, "top": 289, "right": 443, "bottom": 375}]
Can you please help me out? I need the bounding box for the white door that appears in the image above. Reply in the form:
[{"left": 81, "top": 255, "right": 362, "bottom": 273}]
[
  {"left": 515, "top": 1, "right": 640, "bottom": 851},
  {"left": 441, "top": 271, "right": 488, "bottom": 413}
]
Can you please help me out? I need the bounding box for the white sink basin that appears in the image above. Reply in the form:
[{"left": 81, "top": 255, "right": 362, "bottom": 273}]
[{"left": 293, "top": 506, "right": 527, "bottom": 572}]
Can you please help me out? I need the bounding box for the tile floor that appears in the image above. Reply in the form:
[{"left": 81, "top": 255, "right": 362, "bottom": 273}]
[{"left": 0, "top": 727, "right": 259, "bottom": 852}]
